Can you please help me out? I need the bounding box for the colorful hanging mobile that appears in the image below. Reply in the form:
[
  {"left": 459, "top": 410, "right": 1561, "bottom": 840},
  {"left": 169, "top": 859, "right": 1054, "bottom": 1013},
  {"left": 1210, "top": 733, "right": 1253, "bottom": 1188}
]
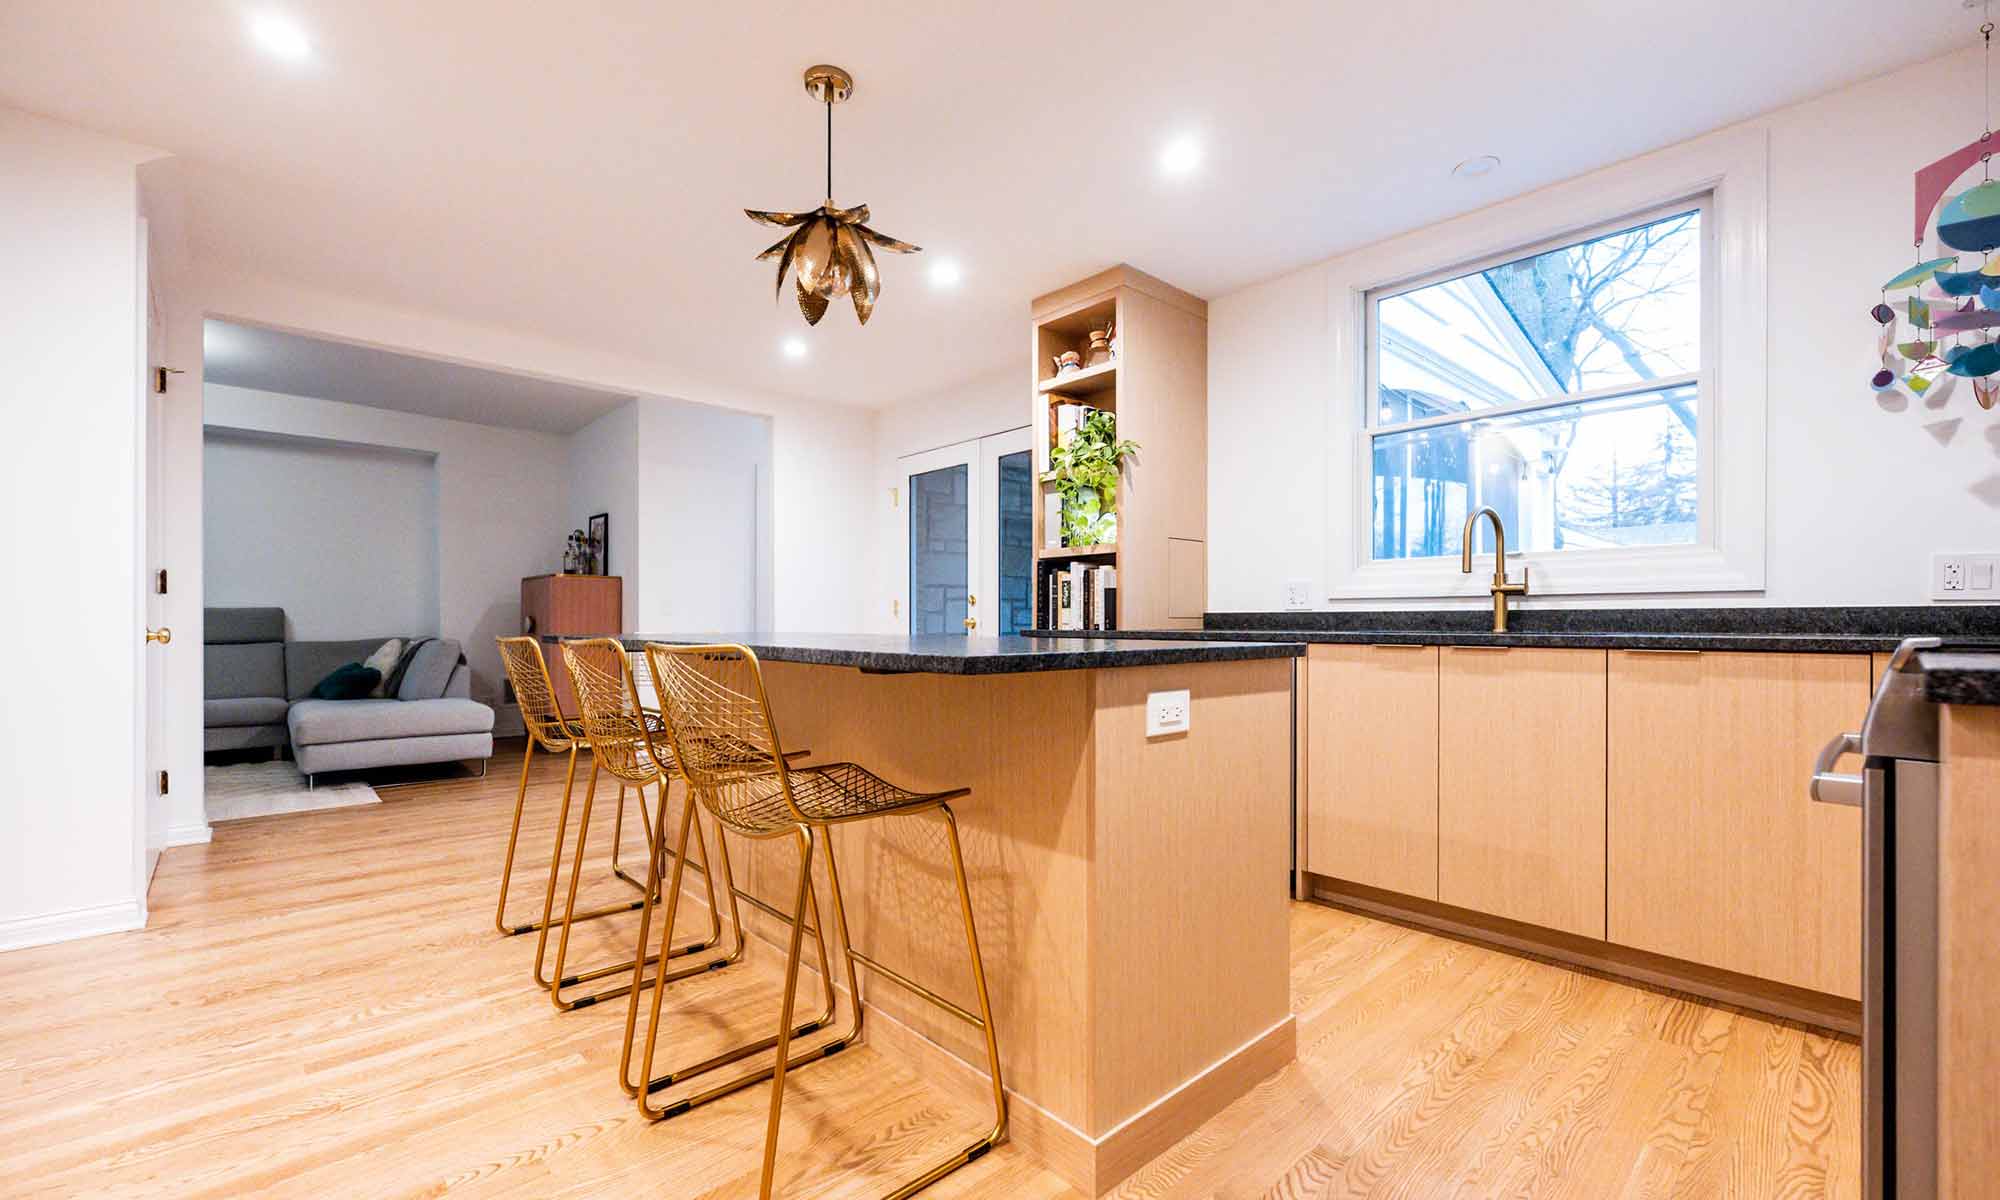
[{"left": 1877, "top": 4, "right": 2000, "bottom": 410}]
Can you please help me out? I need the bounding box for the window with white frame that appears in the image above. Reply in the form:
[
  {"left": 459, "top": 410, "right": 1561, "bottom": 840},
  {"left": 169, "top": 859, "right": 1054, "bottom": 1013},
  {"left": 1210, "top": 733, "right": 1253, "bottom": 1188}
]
[{"left": 1363, "top": 199, "right": 1711, "bottom": 564}]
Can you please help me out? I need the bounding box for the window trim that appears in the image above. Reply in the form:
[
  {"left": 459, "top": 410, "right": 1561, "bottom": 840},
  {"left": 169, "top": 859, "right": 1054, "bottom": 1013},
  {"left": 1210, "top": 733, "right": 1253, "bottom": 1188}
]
[{"left": 1325, "top": 124, "right": 1768, "bottom": 599}]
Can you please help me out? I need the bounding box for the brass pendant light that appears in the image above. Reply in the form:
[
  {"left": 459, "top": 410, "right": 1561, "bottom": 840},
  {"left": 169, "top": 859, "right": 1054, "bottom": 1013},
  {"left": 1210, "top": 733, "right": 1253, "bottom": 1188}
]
[{"left": 747, "top": 65, "right": 920, "bottom": 326}]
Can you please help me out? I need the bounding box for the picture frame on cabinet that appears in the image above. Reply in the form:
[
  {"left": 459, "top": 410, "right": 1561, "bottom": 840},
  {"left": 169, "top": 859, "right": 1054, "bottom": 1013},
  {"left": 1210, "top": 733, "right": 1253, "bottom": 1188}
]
[{"left": 588, "top": 512, "right": 609, "bottom": 575}]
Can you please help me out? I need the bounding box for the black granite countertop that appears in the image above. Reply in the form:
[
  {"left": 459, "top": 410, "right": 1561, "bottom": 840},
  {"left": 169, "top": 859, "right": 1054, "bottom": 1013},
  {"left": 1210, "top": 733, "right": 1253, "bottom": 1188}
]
[
  {"left": 620, "top": 633, "right": 1302, "bottom": 676},
  {"left": 1915, "top": 649, "right": 2000, "bottom": 705},
  {"left": 1032, "top": 604, "right": 2000, "bottom": 656}
]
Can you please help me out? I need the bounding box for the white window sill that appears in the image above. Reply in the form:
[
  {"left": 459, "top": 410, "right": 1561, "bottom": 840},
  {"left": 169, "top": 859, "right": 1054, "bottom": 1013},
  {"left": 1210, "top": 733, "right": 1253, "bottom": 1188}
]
[{"left": 1331, "top": 544, "right": 1761, "bottom": 600}]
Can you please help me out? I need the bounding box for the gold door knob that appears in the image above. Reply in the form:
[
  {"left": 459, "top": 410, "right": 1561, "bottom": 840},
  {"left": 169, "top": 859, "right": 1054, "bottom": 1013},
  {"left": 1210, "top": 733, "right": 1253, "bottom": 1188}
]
[
  {"left": 963, "top": 617, "right": 977, "bottom": 630},
  {"left": 964, "top": 593, "right": 977, "bottom": 629},
  {"left": 145, "top": 627, "right": 172, "bottom": 645}
]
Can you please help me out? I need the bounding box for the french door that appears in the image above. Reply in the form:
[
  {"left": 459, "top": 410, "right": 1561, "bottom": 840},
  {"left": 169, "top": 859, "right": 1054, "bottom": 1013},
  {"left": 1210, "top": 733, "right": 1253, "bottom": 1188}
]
[{"left": 901, "top": 427, "right": 1034, "bottom": 636}]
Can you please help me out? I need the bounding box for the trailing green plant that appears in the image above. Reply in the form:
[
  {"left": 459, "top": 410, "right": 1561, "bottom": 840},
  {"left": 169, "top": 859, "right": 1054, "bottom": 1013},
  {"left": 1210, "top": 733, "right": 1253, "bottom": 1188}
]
[{"left": 1046, "top": 409, "right": 1139, "bottom": 546}]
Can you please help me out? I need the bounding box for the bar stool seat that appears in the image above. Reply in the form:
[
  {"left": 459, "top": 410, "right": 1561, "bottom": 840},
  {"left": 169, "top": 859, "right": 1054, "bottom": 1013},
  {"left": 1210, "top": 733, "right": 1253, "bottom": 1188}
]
[{"left": 721, "top": 761, "right": 968, "bottom": 830}]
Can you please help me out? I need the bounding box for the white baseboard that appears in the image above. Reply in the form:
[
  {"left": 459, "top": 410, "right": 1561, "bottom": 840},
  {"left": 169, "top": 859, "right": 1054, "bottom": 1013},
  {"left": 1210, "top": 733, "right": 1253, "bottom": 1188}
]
[
  {"left": 163, "top": 822, "right": 212, "bottom": 847},
  {"left": 0, "top": 898, "right": 147, "bottom": 954}
]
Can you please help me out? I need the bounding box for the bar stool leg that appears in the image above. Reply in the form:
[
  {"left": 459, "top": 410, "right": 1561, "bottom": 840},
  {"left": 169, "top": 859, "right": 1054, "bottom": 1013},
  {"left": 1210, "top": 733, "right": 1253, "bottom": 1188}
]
[
  {"left": 630, "top": 811, "right": 845, "bottom": 1116},
  {"left": 547, "top": 766, "right": 720, "bottom": 1011},
  {"left": 493, "top": 735, "right": 542, "bottom": 934},
  {"left": 757, "top": 825, "right": 818, "bottom": 1200}
]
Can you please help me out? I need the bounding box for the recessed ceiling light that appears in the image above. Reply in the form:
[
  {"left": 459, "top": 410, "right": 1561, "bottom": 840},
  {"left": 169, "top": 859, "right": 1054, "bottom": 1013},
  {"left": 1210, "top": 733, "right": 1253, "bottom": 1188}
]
[
  {"left": 1159, "top": 135, "right": 1203, "bottom": 177},
  {"left": 249, "top": 13, "right": 312, "bottom": 61},
  {"left": 928, "top": 259, "right": 963, "bottom": 289},
  {"left": 782, "top": 337, "right": 808, "bottom": 360},
  {"left": 1452, "top": 155, "right": 1501, "bottom": 180}
]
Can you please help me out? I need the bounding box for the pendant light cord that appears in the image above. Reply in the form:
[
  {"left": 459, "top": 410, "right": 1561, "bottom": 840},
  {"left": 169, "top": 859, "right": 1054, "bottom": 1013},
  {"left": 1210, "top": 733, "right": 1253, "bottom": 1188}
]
[{"left": 825, "top": 99, "right": 834, "bottom": 202}]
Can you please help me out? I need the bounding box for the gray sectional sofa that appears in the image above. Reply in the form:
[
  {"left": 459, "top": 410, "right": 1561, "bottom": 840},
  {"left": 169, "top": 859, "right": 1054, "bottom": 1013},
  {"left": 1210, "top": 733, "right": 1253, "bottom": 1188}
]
[{"left": 204, "top": 607, "right": 495, "bottom": 783}]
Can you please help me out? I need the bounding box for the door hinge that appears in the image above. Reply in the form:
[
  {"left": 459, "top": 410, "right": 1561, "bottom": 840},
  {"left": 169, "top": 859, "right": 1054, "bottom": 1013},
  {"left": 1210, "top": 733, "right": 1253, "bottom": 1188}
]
[
  {"left": 158, "top": 769, "right": 169, "bottom": 795},
  {"left": 156, "top": 568, "right": 168, "bottom": 595},
  {"left": 154, "top": 366, "right": 185, "bottom": 394}
]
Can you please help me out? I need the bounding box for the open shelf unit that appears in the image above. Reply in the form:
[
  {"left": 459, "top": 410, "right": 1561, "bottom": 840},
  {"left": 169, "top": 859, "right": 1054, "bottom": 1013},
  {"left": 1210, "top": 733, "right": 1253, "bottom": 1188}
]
[{"left": 1031, "top": 265, "right": 1208, "bottom": 632}]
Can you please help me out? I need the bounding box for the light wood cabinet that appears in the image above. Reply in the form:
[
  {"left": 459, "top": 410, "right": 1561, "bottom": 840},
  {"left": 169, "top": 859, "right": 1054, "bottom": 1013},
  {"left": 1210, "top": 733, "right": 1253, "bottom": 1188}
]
[
  {"left": 1606, "top": 651, "right": 1869, "bottom": 999},
  {"left": 1438, "top": 647, "right": 1608, "bottom": 939},
  {"left": 1304, "top": 644, "right": 1439, "bottom": 898}
]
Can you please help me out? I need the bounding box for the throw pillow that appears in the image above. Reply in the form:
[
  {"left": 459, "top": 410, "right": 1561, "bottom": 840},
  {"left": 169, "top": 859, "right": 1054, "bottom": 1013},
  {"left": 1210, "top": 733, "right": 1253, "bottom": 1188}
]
[
  {"left": 310, "top": 663, "right": 382, "bottom": 701},
  {"left": 382, "top": 637, "right": 432, "bottom": 697},
  {"left": 396, "top": 639, "right": 459, "bottom": 701},
  {"left": 360, "top": 639, "right": 404, "bottom": 698}
]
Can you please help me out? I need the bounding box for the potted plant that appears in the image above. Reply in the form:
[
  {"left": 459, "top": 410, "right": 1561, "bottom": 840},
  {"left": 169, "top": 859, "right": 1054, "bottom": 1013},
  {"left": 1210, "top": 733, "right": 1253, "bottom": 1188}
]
[{"left": 1046, "top": 409, "right": 1139, "bottom": 546}]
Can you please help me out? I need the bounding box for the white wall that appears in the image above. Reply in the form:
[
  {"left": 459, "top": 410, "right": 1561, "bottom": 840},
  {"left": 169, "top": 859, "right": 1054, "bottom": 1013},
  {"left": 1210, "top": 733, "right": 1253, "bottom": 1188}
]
[
  {"left": 178, "top": 264, "right": 878, "bottom": 635},
  {"left": 636, "top": 397, "right": 775, "bottom": 633},
  {"left": 204, "top": 383, "right": 569, "bottom": 706},
  {"left": 204, "top": 430, "right": 441, "bottom": 638},
  {"left": 1210, "top": 45, "right": 2000, "bottom": 612},
  {"left": 566, "top": 401, "right": 640, "bottom": 630},
  {"left": 0, "top": 108, "right": 161, "bottom": 949}
]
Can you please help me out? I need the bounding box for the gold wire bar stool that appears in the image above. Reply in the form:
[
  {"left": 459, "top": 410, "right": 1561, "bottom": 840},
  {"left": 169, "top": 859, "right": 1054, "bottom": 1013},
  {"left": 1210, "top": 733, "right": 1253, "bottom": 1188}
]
[
  {"left": 641, "top": 642, "right": 1008, "bottom": 1200},
  {"left": 492, "top": 635, "right": 653, "bottom": 939},
  {"left": 541, "top": 638, "right": 730, "bottom": 1011},
  {"left": 610, "top": 651, "right": 840, "bottom": 1107}
]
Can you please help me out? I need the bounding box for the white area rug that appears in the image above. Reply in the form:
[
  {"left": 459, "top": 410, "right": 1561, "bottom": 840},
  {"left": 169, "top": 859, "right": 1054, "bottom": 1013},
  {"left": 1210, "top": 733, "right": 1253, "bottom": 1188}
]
[{"left": 205, "top": 761, "right": 380, "bottom": 823}]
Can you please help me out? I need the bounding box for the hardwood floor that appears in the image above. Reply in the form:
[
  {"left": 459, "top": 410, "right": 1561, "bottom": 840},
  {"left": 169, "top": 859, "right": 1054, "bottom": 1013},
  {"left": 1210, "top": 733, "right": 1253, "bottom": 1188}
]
[{"left": 0, "top": 743, "right": 1859, "bottom": 1198}]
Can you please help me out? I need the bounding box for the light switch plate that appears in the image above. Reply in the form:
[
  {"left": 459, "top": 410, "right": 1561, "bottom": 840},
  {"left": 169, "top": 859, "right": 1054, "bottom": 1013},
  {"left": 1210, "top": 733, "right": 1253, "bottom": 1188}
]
[
  {"left": 1284, "top": 579, "right": 1313, "bottom": 610},
  {"left": 1933, "top": 552, "right": 2000, "bottom": 600},
  {"left": 1146, "top": 689, "right": 1191, "bottom": 738}
]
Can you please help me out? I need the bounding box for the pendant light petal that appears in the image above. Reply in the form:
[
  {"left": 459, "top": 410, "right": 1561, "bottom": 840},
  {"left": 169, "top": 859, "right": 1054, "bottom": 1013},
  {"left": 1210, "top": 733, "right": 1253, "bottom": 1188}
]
[
  {"left": 757, "top": 229, "right": 803, "bottom": 261},
  {"left": 746, "top": 208, "right": 816, "bottom": 227},
  {"left": 797, "top": 276, "right": 830, "bottom": 325},
  {"left": 855, "top": 224, "right": 921, "bottom": 254},
  {"left": 837, "top": 224, "right": 879, "bottom": 324},
  {"left": 826, "top": 203, "right": 871, "bottom": 225}
]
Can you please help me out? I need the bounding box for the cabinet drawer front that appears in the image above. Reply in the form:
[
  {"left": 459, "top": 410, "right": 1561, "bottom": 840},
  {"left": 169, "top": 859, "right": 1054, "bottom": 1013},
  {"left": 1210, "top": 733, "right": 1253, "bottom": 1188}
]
[
  {"left": 1305, "top": 644, "right": 1439, "bottom": 898},
  {"left": 1438, "top": 647, "right": 1608, "bottom": 939},
  {"left": 1607, "top": 650, "right": 1867, "bottom": 998}
]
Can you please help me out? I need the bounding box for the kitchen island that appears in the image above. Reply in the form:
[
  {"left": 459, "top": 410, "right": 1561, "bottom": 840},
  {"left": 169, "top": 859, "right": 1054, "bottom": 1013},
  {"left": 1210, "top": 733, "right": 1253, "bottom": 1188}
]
[{"left": 622, "top": 633, "right": 1303, "bottom": 1196}]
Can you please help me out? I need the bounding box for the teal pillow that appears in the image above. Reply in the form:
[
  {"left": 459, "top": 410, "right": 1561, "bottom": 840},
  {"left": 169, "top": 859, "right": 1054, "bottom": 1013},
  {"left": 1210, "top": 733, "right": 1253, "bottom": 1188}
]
[{"left": 310, "top": 663, "right": 382, "bottom": 700}]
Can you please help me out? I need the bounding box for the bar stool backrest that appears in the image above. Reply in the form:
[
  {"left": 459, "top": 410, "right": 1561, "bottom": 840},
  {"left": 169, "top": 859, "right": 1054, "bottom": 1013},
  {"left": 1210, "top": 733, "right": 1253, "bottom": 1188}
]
[
  {"left": 559, "top": 638, "right": 669, "bottom": 785},
  {"left": 642, "top": 643, "right": 803, "bottom": 829},
  {"left": 495, "top": 636, "right": 576, "bottom": 753}
]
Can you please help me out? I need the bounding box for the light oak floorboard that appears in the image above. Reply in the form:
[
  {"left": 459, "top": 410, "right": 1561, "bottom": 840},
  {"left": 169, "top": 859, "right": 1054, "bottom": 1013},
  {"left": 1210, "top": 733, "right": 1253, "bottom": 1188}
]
[{"left": 0, "top": 746, "right": 1856, "bottom": 1198}]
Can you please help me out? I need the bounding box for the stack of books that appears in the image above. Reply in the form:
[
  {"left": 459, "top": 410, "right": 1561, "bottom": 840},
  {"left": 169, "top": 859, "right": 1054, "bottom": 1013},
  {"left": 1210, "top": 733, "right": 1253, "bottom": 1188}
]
[{"left": 1045, "top": 562, "right": 1117, "bottom": 631}]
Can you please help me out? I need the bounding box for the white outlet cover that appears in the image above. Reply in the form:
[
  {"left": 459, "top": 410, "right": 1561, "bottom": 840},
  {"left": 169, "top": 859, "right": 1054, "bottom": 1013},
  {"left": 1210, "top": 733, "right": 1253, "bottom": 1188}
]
[
  {"left": 1146, "top": 688, "right": 1191, "bottom": 738},
  {"left": 1284, "top": 579, "right": 1313, "bottom": 610},
  {"left": 1932, "top": 552, "right": 2000, "bottom": 600}
]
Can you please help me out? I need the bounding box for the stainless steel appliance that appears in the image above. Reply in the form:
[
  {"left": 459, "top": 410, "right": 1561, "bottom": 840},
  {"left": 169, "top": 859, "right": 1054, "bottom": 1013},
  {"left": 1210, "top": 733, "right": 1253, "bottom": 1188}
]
[{"left": 1811, "top": 636, "right": 1942, "bottom": 1199}]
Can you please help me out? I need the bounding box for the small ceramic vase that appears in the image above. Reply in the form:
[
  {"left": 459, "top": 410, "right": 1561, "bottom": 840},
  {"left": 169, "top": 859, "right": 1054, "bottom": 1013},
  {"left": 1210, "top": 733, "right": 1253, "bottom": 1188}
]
[{"left": 1053, "top": 350, "right": 1083, "bottom": 376}]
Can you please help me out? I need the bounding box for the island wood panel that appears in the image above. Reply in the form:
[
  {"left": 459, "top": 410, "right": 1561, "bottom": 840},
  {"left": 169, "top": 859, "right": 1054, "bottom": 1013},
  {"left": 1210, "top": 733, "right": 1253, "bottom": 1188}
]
[
  {"left": 1088, "top": 657, "right": 1292, "bottom": 1133},
  {"left": 1438, "top": 647, "right": 1608, "bottom": 939},
  {"left": 749, "top": 662, "right": 1098, "bottom": 1132},
  {"left": 1607, "top": 651, "right": 1869, "bottom": 999},
  {"left": 729, "top": 657, "right": 1295, "bottom": 1194},
  {"left": 1939, "top": 704, "right": 2000, "bottom": 1195},
  {"left": 1304, "top": 644, "right": 1439, "bottom": 899}
]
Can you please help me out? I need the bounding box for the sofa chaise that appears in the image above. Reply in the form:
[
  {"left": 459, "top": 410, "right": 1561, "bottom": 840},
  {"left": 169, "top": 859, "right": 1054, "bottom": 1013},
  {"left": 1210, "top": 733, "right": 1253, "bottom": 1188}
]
[{"left": 204, "top": 607, "right": 495, "bottom": 784}]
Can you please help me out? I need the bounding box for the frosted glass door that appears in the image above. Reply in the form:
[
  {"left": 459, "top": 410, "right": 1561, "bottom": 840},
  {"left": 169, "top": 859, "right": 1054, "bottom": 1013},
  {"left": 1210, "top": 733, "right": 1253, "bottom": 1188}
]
[{"left": 908, "top": 461, "right": 971, "bottom": 634}]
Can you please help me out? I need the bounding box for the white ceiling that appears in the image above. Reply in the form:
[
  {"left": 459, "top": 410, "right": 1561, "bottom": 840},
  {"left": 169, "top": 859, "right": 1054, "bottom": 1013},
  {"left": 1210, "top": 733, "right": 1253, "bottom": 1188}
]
[
  {"left": 0, "top": 2, "right": 1973, "bottom": 409},
  {"left": 204, "top": 319, "right": 635, "bottom": 433}
]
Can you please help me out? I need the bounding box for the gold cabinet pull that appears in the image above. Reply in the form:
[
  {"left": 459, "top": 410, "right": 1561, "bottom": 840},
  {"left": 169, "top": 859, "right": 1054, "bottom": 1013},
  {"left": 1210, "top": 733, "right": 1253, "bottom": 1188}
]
[{"left": 145, "top": 627, "right": 173, "bottom": 645}]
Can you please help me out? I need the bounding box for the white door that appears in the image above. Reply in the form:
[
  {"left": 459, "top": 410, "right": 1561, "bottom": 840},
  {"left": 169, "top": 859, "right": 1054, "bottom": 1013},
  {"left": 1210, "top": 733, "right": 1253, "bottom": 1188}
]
[{"left": 900, "top": 427, "right": 1033, "bottom": 636}]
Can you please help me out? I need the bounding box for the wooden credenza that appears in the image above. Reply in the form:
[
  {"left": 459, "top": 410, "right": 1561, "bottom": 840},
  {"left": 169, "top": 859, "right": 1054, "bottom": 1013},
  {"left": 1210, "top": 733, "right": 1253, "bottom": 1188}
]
[{"left": 520, "top": 574, "right": 622, "bottom": 714}]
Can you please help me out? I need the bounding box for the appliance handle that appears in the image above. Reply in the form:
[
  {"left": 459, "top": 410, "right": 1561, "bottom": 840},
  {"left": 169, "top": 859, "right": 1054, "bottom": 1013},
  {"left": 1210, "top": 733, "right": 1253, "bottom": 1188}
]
[{"left": 1809, "top": 731, "right": 1864, "bottom": 807}]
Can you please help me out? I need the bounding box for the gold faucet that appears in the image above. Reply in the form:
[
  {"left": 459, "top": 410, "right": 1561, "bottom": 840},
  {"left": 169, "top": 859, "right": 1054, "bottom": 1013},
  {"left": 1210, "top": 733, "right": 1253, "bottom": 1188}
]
[{"left": 1461, "top": 507, "right": 1528, "bottom": 633}]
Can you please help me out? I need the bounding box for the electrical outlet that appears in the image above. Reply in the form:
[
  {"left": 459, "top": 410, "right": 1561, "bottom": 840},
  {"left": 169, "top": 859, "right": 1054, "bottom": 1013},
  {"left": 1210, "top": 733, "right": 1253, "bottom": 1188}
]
[
  {"left": 1284, "top": 579, "right": 1313, "bottom": 610},
  {"left": 1933, "top": 552, "right": 2000, "bottom": 599},
  {"left": 1146, "top": 689, "right": 1191, "bottom": 738}
]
